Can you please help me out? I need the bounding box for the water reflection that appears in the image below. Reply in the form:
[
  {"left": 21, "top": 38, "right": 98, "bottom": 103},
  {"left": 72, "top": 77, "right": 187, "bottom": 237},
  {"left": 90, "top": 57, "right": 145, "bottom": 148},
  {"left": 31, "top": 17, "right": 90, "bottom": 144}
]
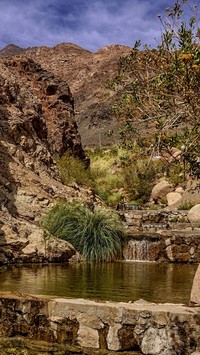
[{"left": 0, "top": 262, "right": 197, "bottom": 304}]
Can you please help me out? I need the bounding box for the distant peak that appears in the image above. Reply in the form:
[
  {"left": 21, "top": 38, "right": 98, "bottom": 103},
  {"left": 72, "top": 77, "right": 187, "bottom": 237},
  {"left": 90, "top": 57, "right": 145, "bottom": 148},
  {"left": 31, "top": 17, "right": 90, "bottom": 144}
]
[
  {"left": 0, "top": 44, "right": 25, "bottom": 51},
  {"left": 0, "top": 44, "right": 26, "bottom": 58},
  {"left": 2, "top": 44, "right": 21, "bottom": 49},
  {"left": 97, "top": 44, "right": 131, "bottom": 53},
  {"left": 53, "top": 42, "right": 92, "bottom": 53}
]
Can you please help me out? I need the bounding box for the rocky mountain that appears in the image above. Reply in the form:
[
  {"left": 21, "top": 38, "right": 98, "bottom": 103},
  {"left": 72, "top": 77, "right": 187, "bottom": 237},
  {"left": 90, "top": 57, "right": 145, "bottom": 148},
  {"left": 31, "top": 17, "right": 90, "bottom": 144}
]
[
  {"left": 0, "top": 55, "right": 94, "bottom": 264},
  {"left": 0, "top": 43, "right": 132, "bottom": 146}
]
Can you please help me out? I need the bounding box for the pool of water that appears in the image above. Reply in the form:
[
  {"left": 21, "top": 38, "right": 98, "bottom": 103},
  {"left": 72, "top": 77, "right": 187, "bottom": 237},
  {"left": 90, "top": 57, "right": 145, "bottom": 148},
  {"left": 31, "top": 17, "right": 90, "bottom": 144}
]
[{"left": 0, "top": 262, "right": 197, "bottom": 305}]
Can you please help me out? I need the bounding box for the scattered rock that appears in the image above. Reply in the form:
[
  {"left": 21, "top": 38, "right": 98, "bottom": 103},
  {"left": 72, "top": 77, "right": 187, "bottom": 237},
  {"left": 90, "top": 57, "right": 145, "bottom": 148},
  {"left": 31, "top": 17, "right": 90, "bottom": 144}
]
[
  {"left": 168, "top": 147, "right": 182, "bottom": 162},
  {"left": 21, "top": 227, "right": 77, "bottom": 263},
  {"left": 166, "top": 192, "right": 182, "bottom": 206},
  {"left": 175, "top": 187, "right": 184, "bottom": 194},
  {"left": 151, "top": 180, "right": 173, "bottom": 202},
  {"left": 0, "top": 223, "right": 78, "bottom": 264},
  {"left": 188, "top": 204, "right": 200, "bottom": 224}
]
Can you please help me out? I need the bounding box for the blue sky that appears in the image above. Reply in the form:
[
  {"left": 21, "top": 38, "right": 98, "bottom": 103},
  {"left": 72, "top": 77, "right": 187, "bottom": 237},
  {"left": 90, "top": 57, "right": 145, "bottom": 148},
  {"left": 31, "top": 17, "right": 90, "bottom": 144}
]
[{"left": 0, "top": 0, "right": 198, "bottom": 51}]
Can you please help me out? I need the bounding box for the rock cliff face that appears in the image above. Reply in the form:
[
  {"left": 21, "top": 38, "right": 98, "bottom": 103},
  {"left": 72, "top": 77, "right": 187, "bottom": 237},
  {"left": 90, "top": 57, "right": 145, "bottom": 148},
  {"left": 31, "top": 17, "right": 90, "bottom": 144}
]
[
  {"left": 3, "top": 56, "right": 87, "bottom": 160},
  {"left": 0, "top": 43, "right": 131, "bottom": 146},
  {"left": 0, "top": 56, "right": 92, "bottom": 264},
  {"left": 26, "top": 44, "right": 131, "bottom": 146}
]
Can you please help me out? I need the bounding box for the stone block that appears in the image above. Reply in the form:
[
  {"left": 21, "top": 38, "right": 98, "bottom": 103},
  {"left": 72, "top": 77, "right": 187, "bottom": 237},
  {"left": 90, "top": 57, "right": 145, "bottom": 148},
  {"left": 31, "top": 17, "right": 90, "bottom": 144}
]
[
  {"left": 78, "top": 325, "right": 99, "bottom": 348},
  {"left": 141, "top": 327, "right": 170, "bottom": 355},
  {"left": 106, "top": 323, "right": 121, "bottom": 351}
]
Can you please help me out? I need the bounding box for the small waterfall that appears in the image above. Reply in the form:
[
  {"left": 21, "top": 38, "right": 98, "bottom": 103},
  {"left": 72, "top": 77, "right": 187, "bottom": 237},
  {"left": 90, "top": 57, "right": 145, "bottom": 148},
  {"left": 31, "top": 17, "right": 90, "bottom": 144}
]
[{"left": 123, "top": 239, "right": 150, "bottom": 261}]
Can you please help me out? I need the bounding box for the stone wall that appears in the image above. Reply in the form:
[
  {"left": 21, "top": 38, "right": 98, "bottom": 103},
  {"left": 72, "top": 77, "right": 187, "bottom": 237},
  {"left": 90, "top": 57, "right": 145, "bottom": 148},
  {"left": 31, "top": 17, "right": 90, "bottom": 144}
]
[
  {"left": 0, "top": 292, "right": 200, "bottom": 355},
  {"left": 119, "top": 210, "right": 197, "bottom": 232},
  {"left": 123, "top": 231, "right": 200, "bottom": 262}
]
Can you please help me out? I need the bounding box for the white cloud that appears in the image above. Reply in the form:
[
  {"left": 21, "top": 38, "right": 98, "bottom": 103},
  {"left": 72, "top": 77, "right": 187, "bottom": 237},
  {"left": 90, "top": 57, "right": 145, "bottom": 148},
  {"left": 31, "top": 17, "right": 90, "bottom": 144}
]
[{"left": 0, "top": 0, "right": 179, "bottom": 51}]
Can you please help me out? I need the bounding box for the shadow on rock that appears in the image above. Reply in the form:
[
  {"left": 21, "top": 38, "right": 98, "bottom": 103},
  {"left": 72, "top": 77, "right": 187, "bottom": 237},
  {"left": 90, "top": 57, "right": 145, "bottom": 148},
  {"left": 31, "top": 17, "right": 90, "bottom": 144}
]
[{"left": 0, "top": 92, "right": 18, "bottom": 263}]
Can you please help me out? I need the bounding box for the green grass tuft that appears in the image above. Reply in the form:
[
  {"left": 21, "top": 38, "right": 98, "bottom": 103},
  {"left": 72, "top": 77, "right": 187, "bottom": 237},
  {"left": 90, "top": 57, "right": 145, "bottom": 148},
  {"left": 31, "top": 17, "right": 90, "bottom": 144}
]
[
  {"left": 41, "top": 201, "right": 125, "bottom": 262},
  {"left": 57, "top": 151, "right": 92, "bottom": 186}
]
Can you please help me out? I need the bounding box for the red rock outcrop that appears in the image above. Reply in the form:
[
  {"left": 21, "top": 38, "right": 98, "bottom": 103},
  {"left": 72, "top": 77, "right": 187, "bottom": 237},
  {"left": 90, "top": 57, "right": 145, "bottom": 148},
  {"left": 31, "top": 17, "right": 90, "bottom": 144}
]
[
  {"left": 0, "top": 56, "right": 92, "bottom": 263},
  {"left": 3, "top": 56, "right": 88, "bottom": 161}
]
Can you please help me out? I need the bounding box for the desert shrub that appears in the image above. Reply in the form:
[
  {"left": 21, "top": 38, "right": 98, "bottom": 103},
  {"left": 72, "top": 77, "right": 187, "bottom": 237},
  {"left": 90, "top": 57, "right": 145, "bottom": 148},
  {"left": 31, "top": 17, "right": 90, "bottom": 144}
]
[
  {"left": 105, "top": 192, "right": 124, "bottom": 205},
  {"left": 41, "top": 201, "right": 125, "bottom": 262},
  {"left": 178, "top": 202, "right": 194, "bottom": 210},
  {"left": 92, "top": 172, "right": 124, "bottom": 203},
  {"left": 88, "top": 147, "right": 125, "bottom": 205},
  {"left": 166, "top": 161, "right": 185, "bottom": 185},
  {"left": 111, "top": 0, "right": 200, "bottom": 180},
  {"left": 87, "top": 146, "right": 165, "bottom": 205},
  {"left": 123, "top": 159, "right": 164, "bottom": 203},
  {"left": 57, "top": 151, "right": 92, "bottom": 186}
]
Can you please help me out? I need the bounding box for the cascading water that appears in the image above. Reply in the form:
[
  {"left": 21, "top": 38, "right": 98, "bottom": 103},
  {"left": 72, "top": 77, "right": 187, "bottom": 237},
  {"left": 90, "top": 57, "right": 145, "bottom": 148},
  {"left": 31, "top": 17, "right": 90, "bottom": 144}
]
[{"left": 123, "top": 239, "right": 151, "bottom": 261}]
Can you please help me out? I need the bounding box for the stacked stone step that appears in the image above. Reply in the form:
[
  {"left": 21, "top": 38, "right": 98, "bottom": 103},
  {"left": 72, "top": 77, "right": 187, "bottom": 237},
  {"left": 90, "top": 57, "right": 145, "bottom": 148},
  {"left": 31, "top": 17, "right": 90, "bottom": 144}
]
[{"left": 118, "top": 209, "right": 194, "bottom": 232}]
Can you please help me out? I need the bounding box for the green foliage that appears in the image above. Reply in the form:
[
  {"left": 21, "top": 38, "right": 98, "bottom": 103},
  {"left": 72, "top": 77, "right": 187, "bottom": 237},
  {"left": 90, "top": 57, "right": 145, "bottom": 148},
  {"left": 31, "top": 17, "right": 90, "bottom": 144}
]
[
  {"left": 166, "top": 161, "right": 185, "bottom": 185},
  {"left": 87, "top": 146, "right": 165, "bottom": 205},
  {"left": 93, "top": 185, "right": 124, "bottom": 205},
  {"left": 88, "top": 146, "right": 126, "bottom": 205},
  {"left": 111, "top": 0, "right": 200, "bottom": 180},
  {"left": 55, "top": 2, "right": 199, "bottom": 210},
  {"left": 41, "top": 201, "right": 125, "bottom": 262},
  {"left": 123, "top": 159, "right": 164, "bottom": 203},
  {"left": 149, "top": 204, "right": 159, "bottom": 210},
  {"left": 57, "top": 151, "right": 92, "bottom": 186},
  {"left": 178, "top": 201, "right": 194, "bottom": 210}
]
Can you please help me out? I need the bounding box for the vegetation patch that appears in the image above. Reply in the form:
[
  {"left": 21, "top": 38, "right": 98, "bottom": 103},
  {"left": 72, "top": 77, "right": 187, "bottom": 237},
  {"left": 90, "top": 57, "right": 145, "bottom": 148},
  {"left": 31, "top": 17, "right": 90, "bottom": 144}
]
[
  {"left": 111, "top": 0, "right": 200, "bottom": 181},
  {"left": 178, "top": 202, "right": 194, "bottom": 210},
  {"left": 56, "top": 1, "right": 199, "bottom": 209},
  {"left": 41, "top": 201, "right": 125, "bottom": 262},
  {"left": 57, "top": 151, "right": 92, "bottom": 186}
]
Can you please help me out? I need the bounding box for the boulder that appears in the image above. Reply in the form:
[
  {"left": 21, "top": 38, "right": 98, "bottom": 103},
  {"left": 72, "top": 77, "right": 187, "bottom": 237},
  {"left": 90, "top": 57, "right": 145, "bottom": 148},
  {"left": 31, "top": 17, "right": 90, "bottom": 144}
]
[
  {"left": 21, "top": 227, "right": 78, "bottom": 263},
  {"left": 175, "top": 187, "right": 184, "bottom": 194},
  {"left": 166, "top": 192, "right": 182, "bottom": 206},
  {"left": 0, "top": 223, "right": 78, "bottom": 264},
  {"left": 191, "top": 264, "right": 200, "bottom": 304},
  {"left": 151, "top": 180, "right": 173, "bottom": 202},
  {"left": 188, "top": 204, "right": 200, "bottom": 224}
]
